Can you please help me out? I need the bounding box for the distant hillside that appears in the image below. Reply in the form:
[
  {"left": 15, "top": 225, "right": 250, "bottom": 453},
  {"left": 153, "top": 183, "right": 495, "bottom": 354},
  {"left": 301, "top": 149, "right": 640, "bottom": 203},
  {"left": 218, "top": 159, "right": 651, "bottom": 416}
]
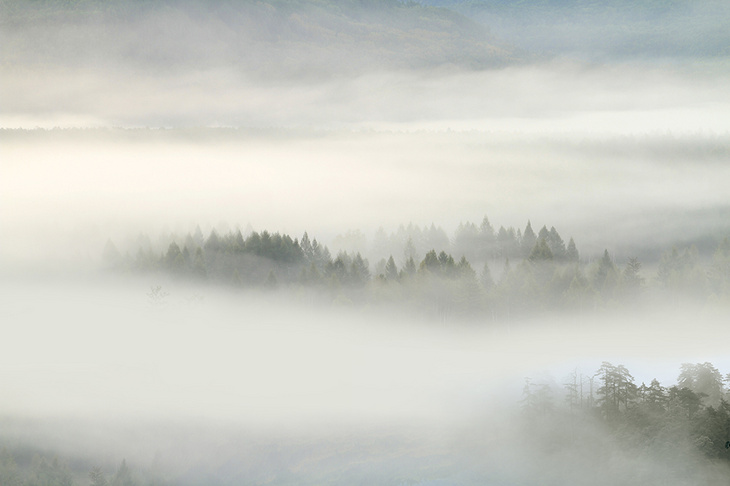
[
  {"left": 0, "top": 0, "right": 518, "bottom": 76},
  {"left": 418, "top": 0, "right": 730, "bottom": 60}
]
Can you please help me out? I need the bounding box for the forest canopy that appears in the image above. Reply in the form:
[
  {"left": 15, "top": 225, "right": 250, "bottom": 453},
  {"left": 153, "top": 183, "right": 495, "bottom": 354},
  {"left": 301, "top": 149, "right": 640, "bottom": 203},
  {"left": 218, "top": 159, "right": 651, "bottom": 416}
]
[{"left": 101, "top": 216, "right": 730, "bottom": 321}]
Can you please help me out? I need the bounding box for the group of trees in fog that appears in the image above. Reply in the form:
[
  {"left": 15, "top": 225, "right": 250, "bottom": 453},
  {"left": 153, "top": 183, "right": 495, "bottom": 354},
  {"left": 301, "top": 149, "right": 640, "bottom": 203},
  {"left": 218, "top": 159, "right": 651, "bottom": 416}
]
[
  {"left": 0, "top": 452, "right": 162, "bottom": 486},
  {"left": 522, "top": 362, "right": 730, "bottom": 469},
  {"left": 2, "top": 362, "right": 729, "bottom": 486},
  {"left": 103, "top": 217, "right": 730, "bottom": 320}
]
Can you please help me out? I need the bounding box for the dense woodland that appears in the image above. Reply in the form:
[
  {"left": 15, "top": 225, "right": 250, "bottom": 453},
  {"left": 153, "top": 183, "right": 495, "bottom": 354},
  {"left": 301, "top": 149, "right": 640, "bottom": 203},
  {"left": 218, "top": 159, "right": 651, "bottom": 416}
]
[
  {"left": 2, "top": 361, "right": 729, "bottom": 485},
  {"left": 103, "top": 218, "right": 730, "bottom": 320}
]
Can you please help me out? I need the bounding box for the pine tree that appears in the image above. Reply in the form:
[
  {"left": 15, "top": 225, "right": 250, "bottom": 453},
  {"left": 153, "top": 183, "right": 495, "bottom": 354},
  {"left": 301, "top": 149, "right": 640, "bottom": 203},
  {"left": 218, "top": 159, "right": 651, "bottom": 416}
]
[
  {"left": 521, "top": 220, "right": 537, "bottom": 258},
  {"left": 400, "top": 256, "right": 417, "bottom": 279},
  {"left": 419, "top": 249, "right": 440, "bottom": 274},
  {"left": 547, "top": 226, "right": 566, "bottom": 261},
  {"left": 403, "top": 236, "right": 418, "bottom": 266},
  {"left": 300, "top": 231, "right": 313, "bottom": 263},
  {"left": 566, "top": 237, "right": 579, "bottom": 262},
  {"left": 594, "top": 249, "right": 616, "bottom": 293},
  {"left": 385, "top": 255, "right": 399, "bottom": 281},
  {"left": 89, "top": 466, "right": 108, "bottom": 486},
  {"left": 678, "top": 362, "right": 725, "bottom": 407},
  {"left": 528, "top": 238, "right": 553, "bottom": 263},
  {"left": 479, "top": 216, "right": 496, "bottom": 260},
  {"left": 349, "top": 253, "right": 371, "bottom": 286},
  {"left": 622, "top": 257, "right": 644, "bottom": 296},
  {"left": 480, "top": 261, "right": 495, "bottom": 291},
  {"left": 111, "top": 459, "right": 136, "bottom": 486},
  {"left": 204, "top": 230, "right": 221, "bottom": 252}
]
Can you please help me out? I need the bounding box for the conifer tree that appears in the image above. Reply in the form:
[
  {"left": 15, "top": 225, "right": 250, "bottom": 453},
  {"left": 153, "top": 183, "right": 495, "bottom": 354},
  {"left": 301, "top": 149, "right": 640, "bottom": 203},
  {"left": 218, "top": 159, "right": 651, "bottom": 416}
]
[
  {"left": 479, "top": 216, "right": 496, "bottom": 260},
  {"left": 566, "top": 237, "right": 579, "bottom": 262},
  {"left": 385, "top": 255, "right": 399, "bottom": 281},
  {"left": 89, "top": 466, "right": 108, "bottom": 486},
  {"left": 419, "top": 250, "right": 440, "bottom": 274},
  {"left": 521, "top": 220, "right": 537, "bottom": 258},
  {"left": 400, "top": 256, "right": 417, "bottom": 279},
  {"left": 480, "top": 261, "right": 495, "bottom": 291}
]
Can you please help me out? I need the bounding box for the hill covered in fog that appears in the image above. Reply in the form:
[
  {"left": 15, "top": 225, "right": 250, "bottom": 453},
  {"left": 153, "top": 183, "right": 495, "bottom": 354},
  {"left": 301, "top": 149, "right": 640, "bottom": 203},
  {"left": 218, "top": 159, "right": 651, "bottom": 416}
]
[
  {"left": 418, "top": 0, "right": 730, "bottom": 60},
  {"left": 0, "top": 0, "right": 517, "bottom": 77}
]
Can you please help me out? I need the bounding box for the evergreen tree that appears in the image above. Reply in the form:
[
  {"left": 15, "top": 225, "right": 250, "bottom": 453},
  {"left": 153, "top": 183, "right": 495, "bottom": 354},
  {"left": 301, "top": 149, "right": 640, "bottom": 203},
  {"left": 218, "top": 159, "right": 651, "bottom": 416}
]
[
  {"left": 403, "top": 236, "right": 418, "bottom": 266},
  {"left": 656, "top": 245, "right": 707, "bottom": 297},
  {"left": 232, "top": 229, "right": 245, "bottom": 252},
  {"left": 385, "top": 255, "right": 399, "bottom": 281},
  {"left": 547, "top": 226, "right": 566, "bottom": 261},
  {"left": 425, "top": 223, "right": 450, "bottom": 254},
  {"left": 204, "top": 230, "right": 220, "bottom": 252},
  {"left": 437, "top": 251, "right": 456, "bottom": 277},
  {"left": 29, "top": 455, "right": 74, "bottom": 486},
  {"left": 192, "top": 225, "right": 205, "bottom": 247},
  {"left": 400, "top": 256, "right": 417, "bottom": 279},
  {"left": 164, "top": 242, "right": 184, "bottom": 274},
  {"left": 453, "top": 221, "right": 479, "bottom": 264},
  {"left": 521, "top": 220, "right": 537, "bottom": 258},
  {"left": 622, "top": 257, "right": 644, "bottom": 294},
  {"left": 349, "top": 253, "right": 371, "bottom": 286},
  {"left": 111, "top": 459, "right": 136, "bottom": 486},
  {"left": 478, "top": 216, "right": 496, "bottom": 260},
  {"left": 566, "top": 237, "right": 579, "bottom": 262},
  {"left": 528, "top": 238, "right": 553, "bottom": 263},
  {"left": 708, "top": 237, "right": 730, "bottom": 298},
  {"left": 300, "top": 231, "right": 313, "bottom": 263},
  {"left": 678, "top": 363, "right": 725, "bottom": 408},
  {"left": 643, "top": 378, "right": 668, "bottom": 413},
  {"left": 496, "top": 226, "right": 519, "bottom": 259},
  {"left": 480, "top": 261, "right": 495, "bottom": 291},
  {"left": 594, "top": 249, "right": 617, "bottom": 294},
  {"left": 89, "top": 466, "right": 109, "bottom": 486},
  {"left": 419, "top": 249, "right": 440, "bottom": 274}
]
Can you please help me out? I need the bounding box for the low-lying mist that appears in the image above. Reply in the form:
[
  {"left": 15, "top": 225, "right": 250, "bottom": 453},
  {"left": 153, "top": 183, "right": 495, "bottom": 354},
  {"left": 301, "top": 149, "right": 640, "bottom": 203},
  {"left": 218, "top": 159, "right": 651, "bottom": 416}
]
[
  {"left": 2, "top": 274, "right": 729, "bottom": 485},
  {"left": 3, "top": 60, "right": 729, "bottom": 130},
  {"left": 2, "top": 127, "right": 729, "bottom": 271}
]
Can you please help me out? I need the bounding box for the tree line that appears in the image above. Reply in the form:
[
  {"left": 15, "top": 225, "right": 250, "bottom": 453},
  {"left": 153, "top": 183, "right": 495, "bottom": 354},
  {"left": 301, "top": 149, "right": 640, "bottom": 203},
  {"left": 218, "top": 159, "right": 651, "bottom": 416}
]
[
  {"left": 102, "top": 217, "right": 730, "bottom": 320},
  {"left": 522, "top": 362, "right": 730, "bottom": 468},
  {"left": 2, "top": 362, "right": 728, "bottom": 486}
]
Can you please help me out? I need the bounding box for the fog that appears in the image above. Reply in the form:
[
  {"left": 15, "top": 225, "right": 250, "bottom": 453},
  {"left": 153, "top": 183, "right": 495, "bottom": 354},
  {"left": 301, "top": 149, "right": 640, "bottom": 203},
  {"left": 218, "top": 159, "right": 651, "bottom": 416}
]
[
  {"left": 2, "top": 275, "right": 730, "bottom": 484},
  {"left": 3, "top": 277, "right": 729, "bottom": 422},
  {"left": 2, "top": 126, "right": 729, "bottom": 269},
  {"left": 2, "top": 0, "right": 730, "bottom": 484}
]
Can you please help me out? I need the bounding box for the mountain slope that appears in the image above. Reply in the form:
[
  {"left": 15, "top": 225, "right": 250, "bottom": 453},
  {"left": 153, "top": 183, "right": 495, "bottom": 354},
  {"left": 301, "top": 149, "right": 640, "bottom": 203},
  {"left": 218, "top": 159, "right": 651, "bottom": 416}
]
[
  {"left": 1, "top": 0, "right": 518, "bottom": 76},
  {"left": 418, "top": 0, "right": 730, "bottom": 60}
]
